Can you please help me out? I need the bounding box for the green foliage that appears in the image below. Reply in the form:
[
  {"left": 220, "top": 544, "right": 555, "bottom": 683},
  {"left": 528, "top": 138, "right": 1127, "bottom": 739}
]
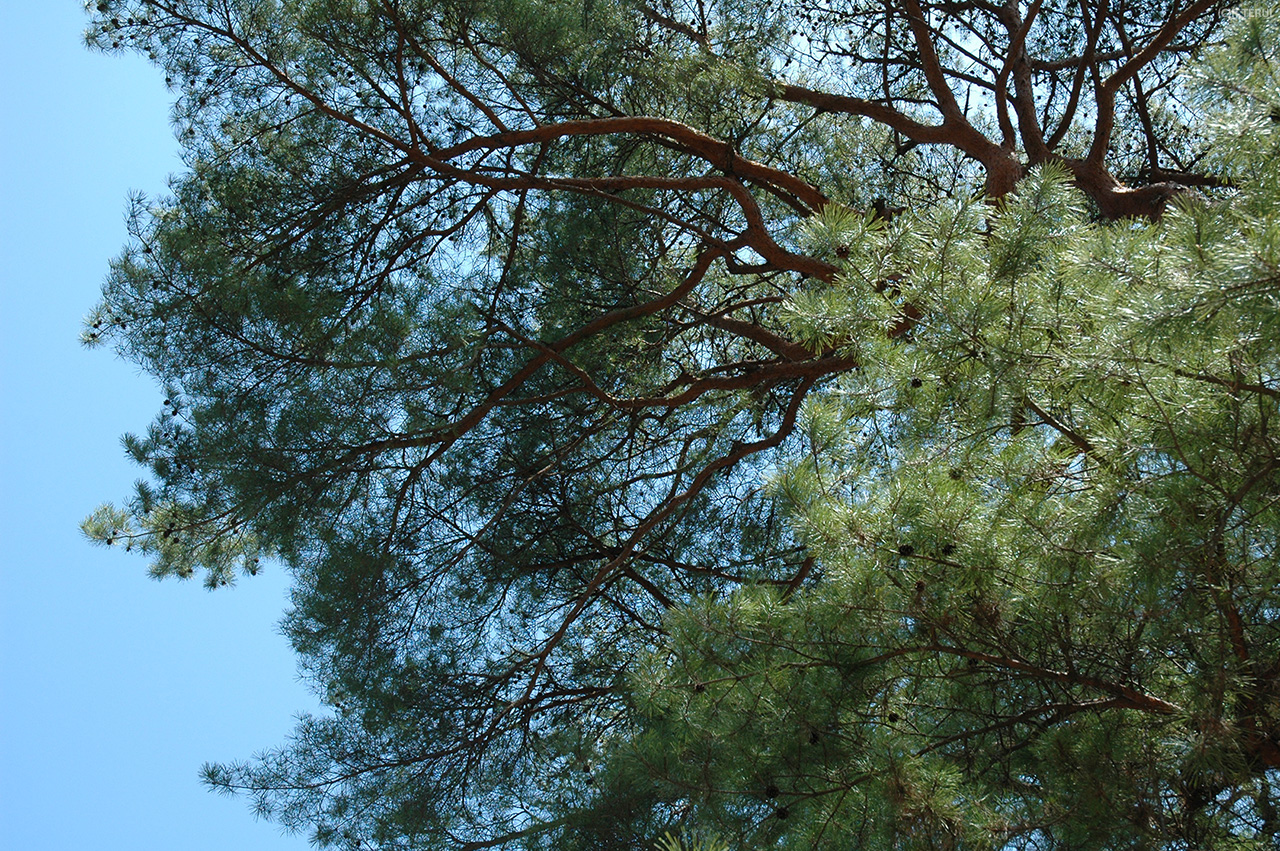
[
  {"left": 654, "top": 830, "right": 729, "bottom": 851},
  {"left": 624, "top": 13, "right": 1280, "bottom": 848}
]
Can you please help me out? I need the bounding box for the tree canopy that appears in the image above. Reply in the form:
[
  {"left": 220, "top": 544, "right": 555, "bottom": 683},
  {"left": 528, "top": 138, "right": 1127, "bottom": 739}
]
[{"left": 83, "top": 0, "right": 1280, "bottom": 848}]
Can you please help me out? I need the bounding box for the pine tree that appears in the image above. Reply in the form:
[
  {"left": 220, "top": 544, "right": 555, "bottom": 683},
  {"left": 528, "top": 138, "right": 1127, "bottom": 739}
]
[{"left": 80, "top": 0, "right": 1276, "bottom": 848}]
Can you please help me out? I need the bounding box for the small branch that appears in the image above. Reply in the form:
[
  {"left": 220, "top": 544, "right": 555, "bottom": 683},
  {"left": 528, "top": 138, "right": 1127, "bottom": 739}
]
[
  {"left": 636, "top": 2, "right": 710, "bottom": 49},
  {"left": 926, "top": 644, "right": 1182, "bottom": 715},
  {"left": 1024, "top": 397, "right": 1102, "bottom": 461}
]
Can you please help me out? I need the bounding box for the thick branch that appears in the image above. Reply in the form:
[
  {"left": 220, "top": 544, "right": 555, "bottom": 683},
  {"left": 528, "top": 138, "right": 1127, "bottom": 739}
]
[
  {"left": 431, "top": 117, "right": 829, "bottom": 213},
  {"left": 1088, "top": 0, "right": 1222, "bottom": 165},
  {"left": 772, "top": 82, "right": 1006, "bottom": 170}
]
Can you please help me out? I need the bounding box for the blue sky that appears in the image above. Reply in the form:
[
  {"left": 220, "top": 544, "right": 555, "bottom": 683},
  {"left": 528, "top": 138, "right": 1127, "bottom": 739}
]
[{"left": 1, "top": 6, "right": 317, "bottom": 850}]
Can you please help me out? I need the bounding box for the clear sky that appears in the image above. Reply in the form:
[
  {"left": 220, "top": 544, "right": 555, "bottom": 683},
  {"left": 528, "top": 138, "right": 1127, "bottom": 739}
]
[{"left": 1, "top": 6, "right": 318, "bottom": 850}]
